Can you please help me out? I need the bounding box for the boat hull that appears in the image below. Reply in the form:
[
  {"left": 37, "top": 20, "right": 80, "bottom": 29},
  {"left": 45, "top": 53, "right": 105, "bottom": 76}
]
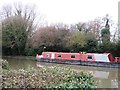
[{"left": 36, "top": 58, "right": 120, "bottom": 68}]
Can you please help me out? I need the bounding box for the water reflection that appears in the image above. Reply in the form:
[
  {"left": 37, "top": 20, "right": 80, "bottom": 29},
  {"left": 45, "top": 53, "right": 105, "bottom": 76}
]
[
  {"left": 4, "top": 57, "right": 119, "bottom": 88},
  {"left": 90, "top": 71, "right": 109, "bottom": 79}
]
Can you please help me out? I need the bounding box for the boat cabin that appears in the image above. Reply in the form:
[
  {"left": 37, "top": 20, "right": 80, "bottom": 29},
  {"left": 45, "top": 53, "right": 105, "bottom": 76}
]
[{"left": 40, "top": 52, "right": 116, "bottom": 62}]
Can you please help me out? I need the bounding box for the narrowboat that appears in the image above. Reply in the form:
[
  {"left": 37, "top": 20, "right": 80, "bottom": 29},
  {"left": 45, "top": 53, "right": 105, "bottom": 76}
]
[{"left": 36, "top": 52, "right": 120, "bottom": 68}]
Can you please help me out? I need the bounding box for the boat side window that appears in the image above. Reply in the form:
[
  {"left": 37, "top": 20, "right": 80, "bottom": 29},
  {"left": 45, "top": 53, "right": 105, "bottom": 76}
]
[
  {"left": 88, "top": 55, "right": 92, "bottom": 59},
  {"left": 58, "top": 54, "right": 61, "bottom": 58},
  {"left": 71, "top": 55, "right": 75, "bottom": 58},
  {"left": 46, "top": 54, "right": 50, "bottom": 57}
]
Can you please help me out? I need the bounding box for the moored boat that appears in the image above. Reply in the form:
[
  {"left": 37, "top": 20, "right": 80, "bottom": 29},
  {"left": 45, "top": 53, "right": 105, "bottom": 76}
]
[{"left": 36, "top": 52, "right": 120, "bottom": 68}]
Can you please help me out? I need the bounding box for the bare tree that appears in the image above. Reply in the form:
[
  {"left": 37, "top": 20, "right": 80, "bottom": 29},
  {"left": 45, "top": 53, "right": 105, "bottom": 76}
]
[
  {"left": 76, "top": 18, "right": 102, "bottom": 40},
  {"left": 31, "top": 24, "right": 70, "bottom": 50},
  {"left": 1, "top": 2, "right": 40, "bottom": 33},
  {"left": 0, "top": 5, "right": 12, "bottom": 20},
  {"left": 1, "top": 2, "right": 42, "bottom": 55}
]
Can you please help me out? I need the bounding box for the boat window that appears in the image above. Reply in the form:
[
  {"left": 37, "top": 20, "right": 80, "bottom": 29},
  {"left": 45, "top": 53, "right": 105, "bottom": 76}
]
[
  {"left": 46, "top": 54, "right": 50, "bottom": 57},
  {"left": 88, "top": 55, "right": 92, "bottom": 59},
  {"left": 71, "top": 55, "right": 75, "bottom": 58},
  {"left": 57, "top": 54, "right": 61, "bottom": 58}
]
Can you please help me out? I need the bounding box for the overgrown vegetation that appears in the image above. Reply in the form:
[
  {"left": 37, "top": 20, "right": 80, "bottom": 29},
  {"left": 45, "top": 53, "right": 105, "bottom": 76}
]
[{"left": 2, "top": 60, "right": 96, "bottom": 89}]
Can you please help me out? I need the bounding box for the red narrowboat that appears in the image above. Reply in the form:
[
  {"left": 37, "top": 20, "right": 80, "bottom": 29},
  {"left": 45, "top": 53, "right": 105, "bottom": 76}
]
[{"left": 36, "top": 52, "right": 120, "bottom": 68}]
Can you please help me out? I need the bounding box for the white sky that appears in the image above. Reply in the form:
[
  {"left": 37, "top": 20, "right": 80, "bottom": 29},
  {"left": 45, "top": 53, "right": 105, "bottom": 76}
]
[{"left": 0, "top": 0, "right": 119, "bottom": 25}]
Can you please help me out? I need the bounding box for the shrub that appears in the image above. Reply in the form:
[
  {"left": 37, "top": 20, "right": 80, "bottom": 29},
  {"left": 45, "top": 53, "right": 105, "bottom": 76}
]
[
  {"left": 2, "top": 66, "right": 96, "bottom": 89},
  {"left": 2, "top": 59, "right": 9, "bottom": 70}
]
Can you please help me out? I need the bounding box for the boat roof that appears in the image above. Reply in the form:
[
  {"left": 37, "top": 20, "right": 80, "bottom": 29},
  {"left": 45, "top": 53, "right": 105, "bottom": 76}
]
[{"left": 42, "top": 52, "right": 111, "bottom": 55}]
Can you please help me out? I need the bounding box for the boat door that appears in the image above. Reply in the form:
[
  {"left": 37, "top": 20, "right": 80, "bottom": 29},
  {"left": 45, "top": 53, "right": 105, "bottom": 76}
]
[{"left": 51, "top": 53, "right": 55, "bottom": 59}]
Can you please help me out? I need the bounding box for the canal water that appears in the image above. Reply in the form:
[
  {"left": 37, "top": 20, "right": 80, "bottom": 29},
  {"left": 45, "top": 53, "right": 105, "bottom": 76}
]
[{"left": 3, "top": 56, "right": 119, "bottom": 88}]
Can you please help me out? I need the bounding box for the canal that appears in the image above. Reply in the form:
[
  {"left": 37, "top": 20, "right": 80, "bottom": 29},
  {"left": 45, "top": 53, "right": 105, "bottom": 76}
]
[{"left": 3, "top": 56, "right": 119, "bottom": 88}]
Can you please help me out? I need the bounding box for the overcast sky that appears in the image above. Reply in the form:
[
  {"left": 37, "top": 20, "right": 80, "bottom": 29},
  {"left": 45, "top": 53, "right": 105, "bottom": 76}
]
[{"left": 0, "top": 0, "right": 119, "bottom": 25}]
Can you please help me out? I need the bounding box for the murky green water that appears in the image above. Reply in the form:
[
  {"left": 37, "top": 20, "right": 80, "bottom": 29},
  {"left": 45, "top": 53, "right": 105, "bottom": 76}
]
[{"left": 3, "top": 56, "right": 119, "bottom": 88}]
